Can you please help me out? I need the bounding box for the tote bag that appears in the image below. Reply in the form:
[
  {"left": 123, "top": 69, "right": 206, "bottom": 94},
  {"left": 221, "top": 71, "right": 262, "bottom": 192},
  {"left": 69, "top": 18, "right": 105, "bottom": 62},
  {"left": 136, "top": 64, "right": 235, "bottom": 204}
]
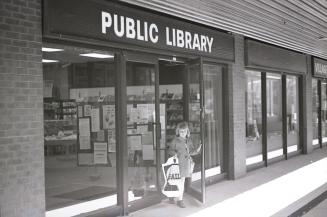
[{"left": 161, "top": 156, "right": 183, "bottom": 197}]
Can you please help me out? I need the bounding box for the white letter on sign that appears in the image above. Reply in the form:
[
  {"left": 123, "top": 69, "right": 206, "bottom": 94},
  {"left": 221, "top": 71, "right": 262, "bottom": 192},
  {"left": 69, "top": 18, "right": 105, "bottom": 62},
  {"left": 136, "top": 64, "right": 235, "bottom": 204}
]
[
  {"left": 114, "top": 14, "right": 125, "bottom": 37},
  {"left": 126, "top": 17, "right": 136, "bottom": 39},
  {"left": 176, "top": 29, "right": 184, "bottom": 48},
  {"left": 102, "top": 11, "right": 112, "bottom": 34},
  {"left": 149, "top": 24, "right": 159, "bottom": 43},
  {"left": 207, "top": 36, "right": 213, "bottom": 53}
]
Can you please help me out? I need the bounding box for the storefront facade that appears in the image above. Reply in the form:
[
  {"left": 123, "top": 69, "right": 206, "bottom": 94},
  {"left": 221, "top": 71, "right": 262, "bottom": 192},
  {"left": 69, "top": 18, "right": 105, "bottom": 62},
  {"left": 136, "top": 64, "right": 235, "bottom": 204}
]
[
  {"left": 1, "top": 0, "right": 326, "bottom": 217},
  {"left": 42, "top": 0, "right": 234, "bottom": 216},
  {"left": 244, "top": 39, "right": 307, "bottom": 169},
  {"left": 312, "top": 57, "right": 327, "bottom": 149}
]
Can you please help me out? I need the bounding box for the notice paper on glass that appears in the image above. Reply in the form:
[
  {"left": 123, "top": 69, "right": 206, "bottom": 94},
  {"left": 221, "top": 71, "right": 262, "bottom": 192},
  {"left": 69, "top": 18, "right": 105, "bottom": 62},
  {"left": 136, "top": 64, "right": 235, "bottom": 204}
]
[
  {"left": 142, "top": 145, "right": 154, "bottom": 160},
  {"left": 93, "top": 142, "right": 108, "bottom": 164},
  {"left": 108, "top": 129, "right": 116, "bottom": 152},
  {"left": 127, "top": 135, "right": 142, "bottom": 150},
  {"left": 103, "top": 105, "right": 115, "bottom": 129},
  {"left": 79, "top": 118, "right": 90, "bottom": 137},
  {"left": 138, "top": 104, "right": 149, "bottom": 123},
  {"left": 97, "top": 130, "right": 105, "bottom": 142},
  {"left": 137, "top": 125, "right": 148, "bottom": 134},
  {"left": 77, "top": 106, "right": 83, "bottom": 118},
  {"left": 78, "top": 118, "right": 91, "bottom": 150},
  {"left": 84, "top": 105, "right": 91, "bottom": 116},
  {"left": 142, "top": 132, "right": 153, "bottom": 146},
  {"left": 79, "top": 136, "right": 91, "bottom": 150},
  {"left": 129, "top": 107, "right": 140, "bottom": 123},
  {"left": 91, "top": 108, "right": 100, "bottom": 132}
]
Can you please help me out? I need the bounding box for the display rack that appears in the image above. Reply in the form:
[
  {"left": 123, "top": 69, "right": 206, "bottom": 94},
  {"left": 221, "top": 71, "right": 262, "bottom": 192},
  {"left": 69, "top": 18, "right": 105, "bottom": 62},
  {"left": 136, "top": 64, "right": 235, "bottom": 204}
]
[
  {"left": 43, "top": 98, "right": 78, "bottom": 156},
  {"left": 161, "top": 99, "right": 184, "bottom": 144},
  {"left": 44, "top": 98, "right": 60, "bottom": 120},
  {"left": 43, "top": 98, "right": 77, "bottom": 120},
  {"left": 60, "top": 100, "right": 77, "bottom": 120}
]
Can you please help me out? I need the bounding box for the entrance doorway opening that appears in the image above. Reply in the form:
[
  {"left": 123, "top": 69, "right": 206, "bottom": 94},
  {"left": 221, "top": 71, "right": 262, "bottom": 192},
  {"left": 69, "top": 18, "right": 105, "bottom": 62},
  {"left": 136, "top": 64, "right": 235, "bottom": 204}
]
[{"left": 158, "top": 59, "right": 225, "bottom": 202}]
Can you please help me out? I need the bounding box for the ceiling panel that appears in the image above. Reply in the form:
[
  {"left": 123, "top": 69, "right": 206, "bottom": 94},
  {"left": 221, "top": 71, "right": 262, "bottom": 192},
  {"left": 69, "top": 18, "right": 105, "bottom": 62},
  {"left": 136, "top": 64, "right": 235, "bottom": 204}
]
[{"left": 120, "top": 0, "right": 327, "bottom": 59}]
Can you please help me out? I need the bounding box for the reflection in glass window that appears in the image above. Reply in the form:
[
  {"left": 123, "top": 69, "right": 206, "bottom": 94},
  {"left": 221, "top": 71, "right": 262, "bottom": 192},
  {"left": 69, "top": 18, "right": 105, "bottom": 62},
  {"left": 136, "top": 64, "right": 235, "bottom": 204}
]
[
  {"left": 126, "top": 62, "right": 158, "bottom": 202},
  {"left": 245, "top": 71, "right": 263, "bottom": 165},
  {"left": 43, "top": 44, "right": 117, "bottom": 215},
  {"left": 203, "top": 64, "right": 223, "bottom": 172},
  {"left": 312, "top": 79, "right": 319, "bottom": 146},
  {"left": 286, "top": 76, "right": 300, "bottom": 153},
  {"left": 266, "top": 73, "right": 283, "bottom": 159}
]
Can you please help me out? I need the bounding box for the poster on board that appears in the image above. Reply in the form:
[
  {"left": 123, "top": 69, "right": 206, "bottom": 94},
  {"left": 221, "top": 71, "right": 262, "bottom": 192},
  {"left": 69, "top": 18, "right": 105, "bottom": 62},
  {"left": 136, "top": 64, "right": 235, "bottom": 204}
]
[
  {"left": 84, "top": 105, "right": 91, "bottom": 116},
  {"left": 93, "top": 142, "right": 108, "bottom": 164},
  {"left": 103, "top": 105, "right": 115, "bottom": 129},
  {"left": 108, "top": 129, "right": 116, "bottom": 152},
  {"left": 91, "top": 108, "right": 100, "bottom": 132},
  {"left": 78, "top": 118, "right": 91, "bottom": 150},
  {"left": 138, "top": 104, "right": 149, "bottom": 123},
  {"left": 77, "top": 106, "right": 83, "bottom": 118}
]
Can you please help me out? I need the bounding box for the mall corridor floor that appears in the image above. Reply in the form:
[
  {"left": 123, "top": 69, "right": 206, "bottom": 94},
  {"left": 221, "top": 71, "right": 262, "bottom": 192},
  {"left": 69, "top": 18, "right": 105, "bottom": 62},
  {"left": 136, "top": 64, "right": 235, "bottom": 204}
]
[
  {"left": 302, "top": 196, "right": 327, "bottom": 217},
  {"left": 126, "top": 148, "right": 327, "bottom": 217}
]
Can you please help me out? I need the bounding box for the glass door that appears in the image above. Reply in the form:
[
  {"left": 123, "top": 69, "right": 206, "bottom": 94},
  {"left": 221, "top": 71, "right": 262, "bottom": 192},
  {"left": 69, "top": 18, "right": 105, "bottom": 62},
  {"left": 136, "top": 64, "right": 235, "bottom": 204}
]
[
  {"left": 186, "top": 58, "right": 205, "bottom": 203},
  {"left": 321, "top": 82, "right": 327, "bottom": 146},
  {"left": 124, "top": 53, "right": 163, "bottom": 210},
  {"left": 266, "top": 73, "right": 284, "bottom": 160}
]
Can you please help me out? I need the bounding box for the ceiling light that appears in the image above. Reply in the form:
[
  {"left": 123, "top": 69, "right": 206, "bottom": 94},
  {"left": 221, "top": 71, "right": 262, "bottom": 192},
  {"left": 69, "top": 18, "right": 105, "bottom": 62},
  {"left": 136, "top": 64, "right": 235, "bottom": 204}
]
[
  {"left": 266, "top": 75, "right": 281, "bottom": 80},
  {"left": 79, "top": 53, "right": 114, "bottom": 59},
  {"left": 42, "top": 47, "right": 64, "bottom": 52},
  {"left": 42, "top": 59, "right": 59, "bottom": 63}
]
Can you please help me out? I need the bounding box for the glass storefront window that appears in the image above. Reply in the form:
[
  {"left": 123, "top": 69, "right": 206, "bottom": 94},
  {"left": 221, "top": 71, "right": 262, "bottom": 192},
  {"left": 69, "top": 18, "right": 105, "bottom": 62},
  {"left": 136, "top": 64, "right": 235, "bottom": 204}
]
[
  {"left": 312, "top": 79, "right": 319, "bottom": 146},
  {"left": 245, "top": 70, "right": 263, "bottom": 165},
  {"left": 43, "top": 44, "right": 117, "bottom": 213},
  {"left": 266, "top": 73, "right": 283, "bottom": 159},
  {"left": 321, "top": 82, "right": 327, "bottom": 145},
  {"left": 286, "top": 75, "right": 299, "bottom": 153},
  {"left": 203, "top": 64, "right": 224, "bottom": 173}
]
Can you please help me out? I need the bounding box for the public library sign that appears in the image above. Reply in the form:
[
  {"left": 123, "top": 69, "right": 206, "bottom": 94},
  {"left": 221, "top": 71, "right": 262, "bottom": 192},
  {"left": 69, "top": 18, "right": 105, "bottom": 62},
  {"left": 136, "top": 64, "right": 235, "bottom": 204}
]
[{"left": 43, "top": 0, "right": 234, "bottom": 60}]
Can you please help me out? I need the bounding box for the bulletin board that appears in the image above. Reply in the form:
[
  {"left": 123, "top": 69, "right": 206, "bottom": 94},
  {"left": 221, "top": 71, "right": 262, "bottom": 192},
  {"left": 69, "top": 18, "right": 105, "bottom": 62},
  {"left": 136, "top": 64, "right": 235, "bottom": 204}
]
[{"left": 77, "top": 102, "right": 115, "bottom": 166}]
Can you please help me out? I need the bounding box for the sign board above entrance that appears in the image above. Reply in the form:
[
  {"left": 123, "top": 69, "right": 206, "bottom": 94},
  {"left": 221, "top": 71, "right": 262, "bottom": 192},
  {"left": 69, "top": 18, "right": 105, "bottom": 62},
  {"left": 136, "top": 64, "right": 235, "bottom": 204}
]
[
  {"left": 43, "top": 0, "right": 234, "bottom": 61},
  {"left": 313, "top": 57, "right": 327, "bottom": 78}
]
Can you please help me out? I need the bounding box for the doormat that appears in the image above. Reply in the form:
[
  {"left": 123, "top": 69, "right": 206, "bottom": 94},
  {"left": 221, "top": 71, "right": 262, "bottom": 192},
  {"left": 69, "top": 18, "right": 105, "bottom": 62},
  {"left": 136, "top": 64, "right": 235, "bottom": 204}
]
[{"left": 54, "top": 186, "right": 117, "bottom": 201}]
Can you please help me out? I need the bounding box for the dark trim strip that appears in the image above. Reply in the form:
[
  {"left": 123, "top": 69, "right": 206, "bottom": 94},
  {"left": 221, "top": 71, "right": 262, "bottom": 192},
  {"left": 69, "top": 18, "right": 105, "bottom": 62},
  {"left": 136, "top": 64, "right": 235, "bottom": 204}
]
[
  {"left": 289, "top": 190, "right": 327, "bottom": 217},
  {"left": 115, "top": 52, "right": 128, "bottom": 215},
  {"left": 261, "top": 72, "right": 268, "bottom": 167},
  {"left": 282, "top": 74, "right": 288, "bottom": 159}
]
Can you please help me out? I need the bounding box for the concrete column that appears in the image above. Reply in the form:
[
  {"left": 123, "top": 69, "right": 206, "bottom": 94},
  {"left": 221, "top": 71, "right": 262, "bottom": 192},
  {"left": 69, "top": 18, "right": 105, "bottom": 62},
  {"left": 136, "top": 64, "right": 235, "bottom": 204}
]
[
  {"left": 0, "top": 0, "right": 45, "bottom": 216},
  {"left": 227, "top": 33, "right": 247, "bottom": 180}
]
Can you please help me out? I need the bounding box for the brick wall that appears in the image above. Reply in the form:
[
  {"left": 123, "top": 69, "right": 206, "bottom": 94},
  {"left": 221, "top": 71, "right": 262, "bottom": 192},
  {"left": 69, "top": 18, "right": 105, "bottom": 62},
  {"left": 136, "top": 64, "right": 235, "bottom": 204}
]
[
  {"left": 227, "top": 33, "right": 247, "bottom": 179},
  {"left": 0, "top": 0, "right": 45, "bottom": 216}
]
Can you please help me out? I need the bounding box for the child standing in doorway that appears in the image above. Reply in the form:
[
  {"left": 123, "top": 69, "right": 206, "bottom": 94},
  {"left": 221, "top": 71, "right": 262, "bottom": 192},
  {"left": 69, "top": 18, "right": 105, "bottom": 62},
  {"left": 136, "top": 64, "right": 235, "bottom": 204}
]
[{"left": 167, "top": 121, "right": 202, "bottom": 208}]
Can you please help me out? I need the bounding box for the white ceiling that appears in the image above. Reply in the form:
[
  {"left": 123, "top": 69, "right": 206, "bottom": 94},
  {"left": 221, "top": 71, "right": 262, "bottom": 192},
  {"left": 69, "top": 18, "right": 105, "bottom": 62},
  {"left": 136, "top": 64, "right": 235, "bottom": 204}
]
[{"left": 120, "top": 0, "right": 327, "bottom": 60}]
